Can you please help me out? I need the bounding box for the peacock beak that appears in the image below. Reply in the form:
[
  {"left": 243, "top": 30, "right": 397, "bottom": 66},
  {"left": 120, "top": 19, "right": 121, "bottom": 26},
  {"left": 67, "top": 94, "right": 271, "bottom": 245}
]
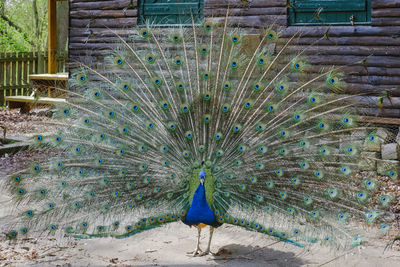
[{"left": 199, "top": 170, "right": 206, "bottom": 185}]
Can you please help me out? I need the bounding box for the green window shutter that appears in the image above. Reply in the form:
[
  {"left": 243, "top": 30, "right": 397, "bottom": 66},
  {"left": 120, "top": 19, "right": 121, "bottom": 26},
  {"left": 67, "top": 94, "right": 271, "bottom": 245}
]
[
  {"left": 288, "top": 0, "right": 371, "bottom": 25},
  {"left": 139, "top": 0, "right": 204, "bottom": 25}
]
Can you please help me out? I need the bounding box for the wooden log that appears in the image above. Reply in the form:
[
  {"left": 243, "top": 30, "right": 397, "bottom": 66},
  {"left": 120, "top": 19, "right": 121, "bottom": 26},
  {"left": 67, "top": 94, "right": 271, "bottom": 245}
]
[
  {"left": 69, "top": 43, "right": 121, "bottom": 51},
  {"left": 359, "top": 107, "right": 400, "bottom": 118},
  {"left": 70, "top": 0, "right": 136, "bottom": 10},
  {"left": 372, "top": 8, "right": 400, "bottom": 17},
  {"left": 70, "top": 9, "right": 137, "bottom": 19},
  {"left": 345, "top": 75, "right": 400, "bottom": 86},
  {"left": 287, "top": 64, "right": 400, "bottom": 77},
  {"left": 372, "top": 0, "right": 400, "bottom": 9},
  {"left": 278, "top": 36, "right": 400, "bottom": 46},
  {"left": 345, "top": 83, "right": 400, "bottom": 97},
  {"left": 284, "top": 45, "right": 400, "bottom": 57},
  {"left": 351, "top": 96, "right": 400, "bottom": 110},
  {"left": 372, "top": 17, "right": 400, "bottom": 26},
  {"left": 282, "top": 26, "right": 400, "bottom": 38},
  {"left": 303, "top": 55, "right": 400, "bottom": 68},
  {"left": 69, "top": 28, "right": 134, "bottom": 38},
  {"left": 70, "top": 18, "right": 137, "bottom": 28}
]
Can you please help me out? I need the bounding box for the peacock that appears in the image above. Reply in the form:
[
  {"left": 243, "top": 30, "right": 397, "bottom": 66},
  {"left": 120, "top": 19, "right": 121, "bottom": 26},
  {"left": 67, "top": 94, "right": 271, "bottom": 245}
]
[{"left": 1, "top": 14, "right": 398, "bottom": 256}]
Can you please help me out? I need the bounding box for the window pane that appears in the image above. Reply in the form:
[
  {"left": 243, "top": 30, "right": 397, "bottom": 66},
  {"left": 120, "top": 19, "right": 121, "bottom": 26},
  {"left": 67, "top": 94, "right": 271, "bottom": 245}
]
[
  {"left": 288, "top": 0, "right": 371, "bottom": 25},
  {"left": 139, "top": 0, "right": 204, "bottom": 25}
]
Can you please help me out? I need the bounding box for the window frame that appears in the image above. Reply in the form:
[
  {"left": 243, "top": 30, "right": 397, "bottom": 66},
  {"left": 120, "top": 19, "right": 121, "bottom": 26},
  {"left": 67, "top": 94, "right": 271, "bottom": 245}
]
[
  {"left": 288, "top": 0, "right": 372, "bottom": 26},
  {"left": 138, "top": 0, "right": 204, "bottom": 26}
]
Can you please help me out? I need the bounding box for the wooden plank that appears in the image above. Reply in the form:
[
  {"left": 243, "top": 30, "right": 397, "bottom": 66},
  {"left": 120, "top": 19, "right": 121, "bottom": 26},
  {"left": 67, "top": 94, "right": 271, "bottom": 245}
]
[
  {"left": 48, "top": 0, "right": 57, "bottom": 74},
  {"left": 29, "top": 52, "right": 35, "bottom": 84},
  {"left": 5, "top": 52, "right": 11, "bottom": 97},
  {"left": 44, "top": 52, "right": 49, "bottom": 73},
  {"left": 23, "top": 52, "right": 29, "bottom": 96},
  {"left": 17, "top": 52, "right": 23, "bottom": 95},
  {"left": 5, "top": 96, "right": 66, "bottom": 104},
  {"left": 29, "top": 73, "right": 68, "bottom": 81},
  {"left": 38, "top": 51, "right": 44, "bottom": 74},
  {"left": 11, "top": 52, "right": 17, "bottom": 96}
]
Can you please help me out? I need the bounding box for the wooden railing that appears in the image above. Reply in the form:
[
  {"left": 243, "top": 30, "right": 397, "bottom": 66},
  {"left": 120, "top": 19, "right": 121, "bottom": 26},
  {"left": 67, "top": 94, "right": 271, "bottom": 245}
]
[{"left": 0, "top": 52, "right": 67, "bottom": 106}]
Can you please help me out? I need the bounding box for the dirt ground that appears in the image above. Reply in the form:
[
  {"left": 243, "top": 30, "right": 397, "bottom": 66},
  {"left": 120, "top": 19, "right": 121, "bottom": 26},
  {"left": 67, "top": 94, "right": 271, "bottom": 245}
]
[{"left": 0, "top": 221, "right": 399, "bottom": 267}]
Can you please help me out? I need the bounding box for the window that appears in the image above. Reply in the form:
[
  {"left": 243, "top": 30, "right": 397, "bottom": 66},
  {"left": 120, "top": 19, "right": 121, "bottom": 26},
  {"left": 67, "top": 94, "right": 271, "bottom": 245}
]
[
  {"left": 138, "top": 0, "right": 204, "bottom": 25},
  {"left": 288, "top": 0, "right": 371, "bottom": 25}
]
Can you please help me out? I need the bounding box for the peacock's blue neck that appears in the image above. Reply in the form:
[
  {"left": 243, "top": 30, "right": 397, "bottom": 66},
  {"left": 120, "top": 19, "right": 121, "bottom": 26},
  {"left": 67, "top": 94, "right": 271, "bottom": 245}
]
[{"left": 183, "top": 183, "right": 217, "bottom": 226}]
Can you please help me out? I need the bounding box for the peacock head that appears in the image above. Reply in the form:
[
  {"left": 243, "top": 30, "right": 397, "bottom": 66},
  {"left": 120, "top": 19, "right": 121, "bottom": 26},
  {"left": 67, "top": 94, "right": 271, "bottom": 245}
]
[{"left": 199, "top": 170, "right": 206, "bottom": 185}]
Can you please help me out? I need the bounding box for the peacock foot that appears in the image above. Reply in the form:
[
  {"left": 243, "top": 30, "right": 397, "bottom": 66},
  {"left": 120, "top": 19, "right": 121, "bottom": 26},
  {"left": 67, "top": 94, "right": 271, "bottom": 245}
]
[
  {"left": 187, "top": 247, "right": 203, "bottom": 256},
  {"left": 198, "top": 250, "right": 215, "bottom": 256}
]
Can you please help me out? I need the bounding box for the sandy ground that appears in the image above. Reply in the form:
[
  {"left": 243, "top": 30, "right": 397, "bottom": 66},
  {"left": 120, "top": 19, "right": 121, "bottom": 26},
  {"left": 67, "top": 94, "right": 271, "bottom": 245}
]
[{"left": 0, "top": 220, "right": 400, "bottom": 267}]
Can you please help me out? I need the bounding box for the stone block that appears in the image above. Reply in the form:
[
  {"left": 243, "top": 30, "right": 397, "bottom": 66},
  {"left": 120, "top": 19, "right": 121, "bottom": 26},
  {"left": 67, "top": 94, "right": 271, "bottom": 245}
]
[
  {"left": 363, "top": 128, "right": 391, "bottom": 152},
  {"left": 376, "top": 128, "right": 391, "bottom": 142},
  {"left": 359, "top": 152, "right": 378, "bottom": 171},
  {"left": 363, "top": 138, "right": 381, "bottom": 152},
  {"left": 351, "top": 129, "right": 368, "bottom": 141},
  {"left": 377, "top": 159, "right": 400, "bottom": 176},
  {"left": 381, "top": 143, "right": 400, "bottom": 160}
]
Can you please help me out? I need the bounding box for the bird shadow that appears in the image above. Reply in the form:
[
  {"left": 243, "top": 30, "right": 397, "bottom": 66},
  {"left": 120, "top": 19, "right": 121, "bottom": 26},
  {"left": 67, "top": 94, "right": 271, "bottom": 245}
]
[{"left": 207, "top": 243, "right": 309, "bottom": 266}]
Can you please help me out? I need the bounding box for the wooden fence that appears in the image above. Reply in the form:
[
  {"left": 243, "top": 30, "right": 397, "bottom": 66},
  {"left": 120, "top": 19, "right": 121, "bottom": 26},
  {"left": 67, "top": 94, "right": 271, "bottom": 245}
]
[{"left": 0, "top": 52, "right": 68, "bottom": 106}]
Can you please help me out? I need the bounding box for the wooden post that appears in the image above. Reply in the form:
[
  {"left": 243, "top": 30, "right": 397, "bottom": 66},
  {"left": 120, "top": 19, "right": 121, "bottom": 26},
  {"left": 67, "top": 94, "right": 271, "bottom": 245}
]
[
  {"left": 48, "top": 0, "right": 57, "bottom": 74},
  {"left": 38, "top": 51, "right": 44, "bottom": 74}
]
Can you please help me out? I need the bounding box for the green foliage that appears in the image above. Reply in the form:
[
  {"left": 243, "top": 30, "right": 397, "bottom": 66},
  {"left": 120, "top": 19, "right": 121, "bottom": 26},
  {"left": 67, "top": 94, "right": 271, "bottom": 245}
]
[
  {"left": 0, "top": 19, "right": 30, "bottom": 51},
  {"left": 0, "top": 0, "right": 48, "bottom": 52}
]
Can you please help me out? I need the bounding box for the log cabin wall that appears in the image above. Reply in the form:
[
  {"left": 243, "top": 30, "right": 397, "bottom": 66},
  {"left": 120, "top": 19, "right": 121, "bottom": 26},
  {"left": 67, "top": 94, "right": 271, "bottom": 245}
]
[{"left": 68, "top": 0, "right": 400, "bottom": 120}]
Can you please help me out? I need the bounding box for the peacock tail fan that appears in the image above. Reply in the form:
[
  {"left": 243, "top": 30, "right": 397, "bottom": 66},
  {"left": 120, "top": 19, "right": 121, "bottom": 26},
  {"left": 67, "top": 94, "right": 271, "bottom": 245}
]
[{"left": 2, "top": 14, "right": 396, "bottom": 250}]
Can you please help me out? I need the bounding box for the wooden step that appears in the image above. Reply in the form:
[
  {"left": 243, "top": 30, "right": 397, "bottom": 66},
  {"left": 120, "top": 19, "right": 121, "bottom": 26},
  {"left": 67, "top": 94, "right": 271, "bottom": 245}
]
[{"left": 5, "top": 96, "right": 66, "bottom": 113}]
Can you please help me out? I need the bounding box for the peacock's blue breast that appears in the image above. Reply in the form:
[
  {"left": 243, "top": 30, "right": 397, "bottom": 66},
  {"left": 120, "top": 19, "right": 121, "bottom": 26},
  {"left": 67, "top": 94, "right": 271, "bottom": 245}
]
[{"left": 183, "top": 183, "right": 217, "bottom": 226}]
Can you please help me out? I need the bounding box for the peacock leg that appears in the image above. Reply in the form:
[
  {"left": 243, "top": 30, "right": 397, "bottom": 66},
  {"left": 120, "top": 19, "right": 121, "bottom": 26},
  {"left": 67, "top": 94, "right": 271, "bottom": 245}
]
[
  {"left": 187, "top": 226, "right": 203, "bottom": 256},
  {"left": 200, "top": 226, "right": 215, "bottom": 256}
]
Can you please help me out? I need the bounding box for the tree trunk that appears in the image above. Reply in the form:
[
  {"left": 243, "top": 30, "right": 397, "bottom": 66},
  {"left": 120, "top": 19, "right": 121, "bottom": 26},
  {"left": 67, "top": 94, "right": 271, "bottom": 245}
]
[
  {"left": 32, "top": 0, "right": 40, "bottom": 51},
  {"left": 0, "top": 0, "right": 5, "bottom": 16}
]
